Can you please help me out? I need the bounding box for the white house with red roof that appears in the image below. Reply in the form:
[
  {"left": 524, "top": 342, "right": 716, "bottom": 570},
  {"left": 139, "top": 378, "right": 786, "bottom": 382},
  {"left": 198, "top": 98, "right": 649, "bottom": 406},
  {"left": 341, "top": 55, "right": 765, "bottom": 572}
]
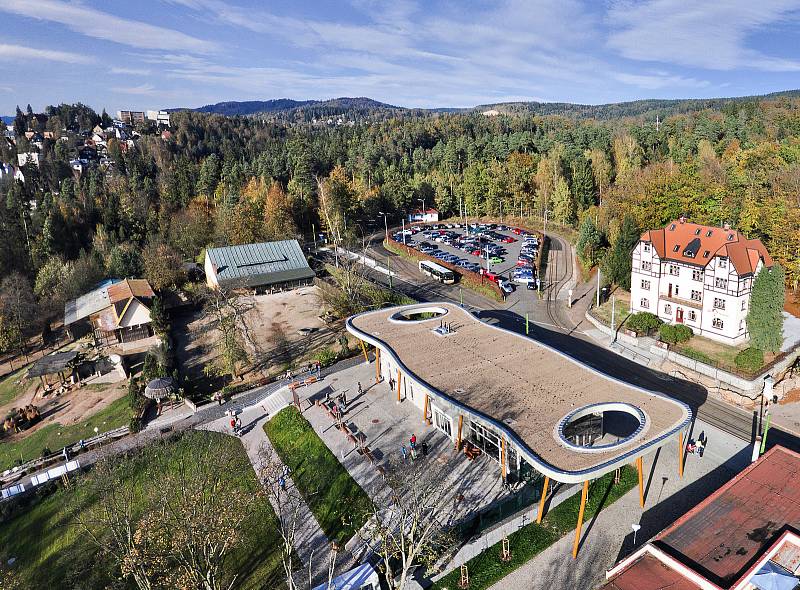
[{"left": 629, "top": 217, "right": 773, "bottom": 345}]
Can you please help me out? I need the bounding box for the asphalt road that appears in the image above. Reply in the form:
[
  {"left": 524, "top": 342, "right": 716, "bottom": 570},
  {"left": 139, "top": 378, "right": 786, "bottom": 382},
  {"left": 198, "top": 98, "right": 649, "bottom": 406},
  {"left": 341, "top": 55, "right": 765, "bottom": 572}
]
[{"left": 360, "top": 228, "right": 797, "bottom": 453}]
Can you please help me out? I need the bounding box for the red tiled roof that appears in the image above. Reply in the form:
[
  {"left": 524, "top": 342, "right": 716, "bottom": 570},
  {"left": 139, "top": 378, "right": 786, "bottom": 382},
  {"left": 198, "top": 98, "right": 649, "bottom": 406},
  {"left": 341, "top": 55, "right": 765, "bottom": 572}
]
[
  {"left": 657, "top": 446, "right": 800, "bottom": 587},
  {"left": 601, "top": 553, "right": 701, "bottom": 590},
  {"left": 640, "top": 219, "right": 772, "bottom": 276},
  {"left": 107, "top": 279, "right": 154, "bottom": 304}
]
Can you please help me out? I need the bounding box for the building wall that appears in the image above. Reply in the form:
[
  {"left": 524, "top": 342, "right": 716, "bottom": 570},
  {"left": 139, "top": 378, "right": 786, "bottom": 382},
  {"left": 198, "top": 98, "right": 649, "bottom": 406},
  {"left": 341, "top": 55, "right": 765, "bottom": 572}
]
[
  {"left": 204, "top": 253, "right": 220, "bottom": 290},
  {"left": 118, "top": 299, "right": 151, "bottom": 328},
  {"left": 630, "top": 241, "right": 755, "bottom": 344}
]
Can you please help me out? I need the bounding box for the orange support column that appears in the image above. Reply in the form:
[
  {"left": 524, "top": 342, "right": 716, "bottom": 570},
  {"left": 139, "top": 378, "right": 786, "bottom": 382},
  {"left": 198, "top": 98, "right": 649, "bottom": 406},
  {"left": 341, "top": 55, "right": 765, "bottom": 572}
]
[
  {"left": 423, "top": 393, "right": 429, "bottom": 425},
  {"left": 359, "top": 339, "right": 369, "bottom": 363},
  {"left": 637, "top": 456, "right": 644, "bottom": 507},
  {"left": 375, "top": 348, "right": 381, "bottom": 383},
  {"left": 396, "top": 368, "right": 402, "bottom": 403},
  {"left": 678, "top": 431, "right": 684, "bottom": 478},
  {"left": 536, "top": 476, "right": 550, "bottom": 523},
  {"left": 572, "top": 480, "right": 589, "bottom": 559},
  {"left": 500, "top": 438, "right": 507, "bottom": 481},
  {"left": 455, "top": 415, "right": 463, "bottom": 450}
]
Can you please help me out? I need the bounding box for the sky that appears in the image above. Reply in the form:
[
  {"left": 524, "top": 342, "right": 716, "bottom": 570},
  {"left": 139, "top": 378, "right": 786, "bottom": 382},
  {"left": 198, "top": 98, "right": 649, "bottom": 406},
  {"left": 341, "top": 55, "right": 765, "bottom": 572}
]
[{"left": 1, "top": 0, "right": 800, "bottom": 115}]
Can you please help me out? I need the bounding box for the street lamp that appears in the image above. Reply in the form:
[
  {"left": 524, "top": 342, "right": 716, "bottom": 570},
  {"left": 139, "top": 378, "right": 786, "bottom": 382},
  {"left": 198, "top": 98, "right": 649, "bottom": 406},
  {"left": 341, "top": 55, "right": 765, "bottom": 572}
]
[
  {"left": 499, "top": 200, "right": 504, "bottom": 224},
  {"left": 378, "top": 211, "right": 390, "bottom": 244},
  {"left": 416, "top": 198, "right": 425, "bottom": 224}
]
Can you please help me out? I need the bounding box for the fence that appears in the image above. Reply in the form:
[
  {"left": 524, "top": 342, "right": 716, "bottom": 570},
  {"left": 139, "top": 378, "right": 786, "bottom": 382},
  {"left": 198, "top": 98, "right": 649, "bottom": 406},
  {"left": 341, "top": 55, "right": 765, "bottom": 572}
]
[{"left": 1, "top": 460, "right": 81, "bottom": 500}]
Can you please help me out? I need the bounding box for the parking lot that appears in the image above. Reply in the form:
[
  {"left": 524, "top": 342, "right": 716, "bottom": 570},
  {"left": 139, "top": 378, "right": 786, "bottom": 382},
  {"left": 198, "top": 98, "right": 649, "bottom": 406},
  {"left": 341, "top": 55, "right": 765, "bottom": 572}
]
[{"left": 392, "top": 222, "right": 540, "bottom": 296}]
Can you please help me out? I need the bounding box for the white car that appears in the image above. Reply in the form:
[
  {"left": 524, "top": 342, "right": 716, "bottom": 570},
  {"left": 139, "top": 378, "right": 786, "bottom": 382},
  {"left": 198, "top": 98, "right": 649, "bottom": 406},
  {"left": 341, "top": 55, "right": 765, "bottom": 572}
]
[{"left": 498, "top": 280, "right": 515, "bottom": 294}]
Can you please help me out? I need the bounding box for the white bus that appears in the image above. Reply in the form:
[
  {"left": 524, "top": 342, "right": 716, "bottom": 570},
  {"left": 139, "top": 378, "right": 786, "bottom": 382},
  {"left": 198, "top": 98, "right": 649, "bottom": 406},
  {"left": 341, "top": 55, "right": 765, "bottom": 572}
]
[{"left": 419, "top": 260, "right": 456, "bottom": 284}]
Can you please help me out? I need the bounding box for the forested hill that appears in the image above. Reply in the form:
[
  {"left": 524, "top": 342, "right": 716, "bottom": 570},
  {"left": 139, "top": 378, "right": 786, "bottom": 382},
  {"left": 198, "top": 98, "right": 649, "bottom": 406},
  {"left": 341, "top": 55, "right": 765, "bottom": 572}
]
[
  {"left": 473, "top": 89, "right": 800, "bottom": 120},
  {"left": 172, "top": 90, "right": 800, "bottom": 122},
  {"left": 179, "top": 97, "right": 401, "bottom": 119}
]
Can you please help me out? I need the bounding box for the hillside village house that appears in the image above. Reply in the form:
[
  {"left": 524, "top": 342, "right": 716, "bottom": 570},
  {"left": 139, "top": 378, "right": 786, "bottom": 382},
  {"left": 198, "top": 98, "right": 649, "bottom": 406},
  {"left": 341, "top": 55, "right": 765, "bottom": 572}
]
[{"left": 629, "top": 218, "right": 773, "bottom": 345}]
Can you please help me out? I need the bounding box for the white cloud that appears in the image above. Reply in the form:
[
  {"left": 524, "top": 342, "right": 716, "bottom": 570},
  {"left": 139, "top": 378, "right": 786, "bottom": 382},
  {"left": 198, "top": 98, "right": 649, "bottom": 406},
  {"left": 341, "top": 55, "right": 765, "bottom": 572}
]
[
  {"left": 607, "top": 0, "right": 800, "bottom": 71},
  {"left": 110, "top": 67, "right": 152, "bottom": 76},
  {"left": 111, "top": 83, "right": 160, "bottom": 96},
  {"left": 0, "top": 42, "right": 94, "bottom": 64},
  {"left": 0, "top": 0, "right": 216, "bottom": 53},
  {"left": 613, "top": 71, "right": 710, "bottom": 90}
]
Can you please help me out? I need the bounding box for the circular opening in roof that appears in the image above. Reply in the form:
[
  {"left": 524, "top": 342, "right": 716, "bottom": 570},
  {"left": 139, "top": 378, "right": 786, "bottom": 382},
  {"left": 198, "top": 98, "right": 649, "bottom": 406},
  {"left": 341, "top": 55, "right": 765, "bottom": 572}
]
[
  {"left": 389, "top": 306, "right": 449, "bottom": 323},
  {"left": 556, "top": 402, "right": 646, "bottom": 453}
]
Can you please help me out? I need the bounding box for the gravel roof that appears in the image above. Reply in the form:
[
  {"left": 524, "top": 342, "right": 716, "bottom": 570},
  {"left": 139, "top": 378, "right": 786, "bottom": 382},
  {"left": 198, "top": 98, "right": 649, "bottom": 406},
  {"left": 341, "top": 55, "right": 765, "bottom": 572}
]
[{"left": 348, "top": 302, "right": 691, "bottom": 479}]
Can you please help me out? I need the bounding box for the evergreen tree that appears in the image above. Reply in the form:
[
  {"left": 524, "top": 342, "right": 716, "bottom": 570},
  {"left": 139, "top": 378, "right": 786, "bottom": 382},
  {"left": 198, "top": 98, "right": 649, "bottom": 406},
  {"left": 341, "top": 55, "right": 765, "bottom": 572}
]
[
  {"left": 551, "top": 177, "right": 576, "bottom": 226},
  {"left": 576, "top": 216, "right": 602, "bottom": 267},
  {"left": 570, "top": 156, "right": 595, "bottom": 212},
  {"left": 747, "top": 264, "right": 785, "bottom": 353},
  {"left": 13, "top": 105, "right": 26, "bottom": 136},
  {"left": 603, "top": 215, "right": 639, "bottom": 290}
]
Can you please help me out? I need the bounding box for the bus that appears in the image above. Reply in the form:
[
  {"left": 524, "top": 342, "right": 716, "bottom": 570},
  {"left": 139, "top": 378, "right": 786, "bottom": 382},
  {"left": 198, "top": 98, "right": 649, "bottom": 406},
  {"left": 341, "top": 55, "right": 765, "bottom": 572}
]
[{"left": 419, "top": 260, "right": 456, "bottom": 284}]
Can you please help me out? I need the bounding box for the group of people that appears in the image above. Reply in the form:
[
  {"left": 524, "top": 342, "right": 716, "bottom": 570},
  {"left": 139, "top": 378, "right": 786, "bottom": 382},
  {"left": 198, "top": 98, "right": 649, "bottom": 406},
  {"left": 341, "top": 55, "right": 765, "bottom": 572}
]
[
  {"left": 400, "top": 433, "right": 428, "bottom": 463},
  {"left": 686, "top": 431, "right": 708, "bottom": 457}
]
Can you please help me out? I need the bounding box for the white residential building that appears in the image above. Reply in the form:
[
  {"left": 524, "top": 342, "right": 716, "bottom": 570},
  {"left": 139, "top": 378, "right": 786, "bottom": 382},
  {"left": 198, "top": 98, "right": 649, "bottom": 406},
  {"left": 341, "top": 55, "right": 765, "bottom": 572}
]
[
  {"left": 629, "top": 217, "right": 773, "bottom": 345},
  {"left": 146, "top": 110, "right": 171, "bottom": 126}
]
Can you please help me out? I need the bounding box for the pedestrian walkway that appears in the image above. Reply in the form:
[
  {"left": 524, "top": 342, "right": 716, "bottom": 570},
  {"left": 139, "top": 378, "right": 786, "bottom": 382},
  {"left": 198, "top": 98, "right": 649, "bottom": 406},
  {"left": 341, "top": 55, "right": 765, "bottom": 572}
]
[{"left": 197, "top": 387, "right": 334, "bottom": 586}]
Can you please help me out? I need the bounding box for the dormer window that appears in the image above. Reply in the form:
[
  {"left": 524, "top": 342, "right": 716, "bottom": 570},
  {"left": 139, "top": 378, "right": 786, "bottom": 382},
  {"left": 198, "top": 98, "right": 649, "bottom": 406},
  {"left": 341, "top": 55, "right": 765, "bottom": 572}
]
[
  {"left": 706, "top": 230, "right": 713, "bottom": 237},
  {"left": 643, "top": 243, "right": 651, "bottom": 253},
  {"left": 673, "top": 244, "right": 680, "bottom": 252},
  {"left": 669, "top": 224, "right": 676, "bottom": 231},
  {"left": 694, "top": 229, "right": 701, "bottom": 235},
  {"left": 718, "top": 257, "right": 728, "bottom": 269},
  {"left": 727, "top": 234, "right": 734, "bottom": 241},
  {"left": 703, "top": 250, "right": 710, "bottom": 258}
]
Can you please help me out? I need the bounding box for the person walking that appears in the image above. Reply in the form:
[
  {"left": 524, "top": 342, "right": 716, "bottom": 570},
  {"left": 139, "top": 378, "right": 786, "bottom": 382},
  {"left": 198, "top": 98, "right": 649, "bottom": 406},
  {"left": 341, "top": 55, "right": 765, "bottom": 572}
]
[
  {"left": 234, "top": 415, "right": 242, "bottom": 436},
  {"left": 342, "top": 390, "right": 348, "bottom": 405},
  {"left": 229, "top": 416, "right": 237, "bottom": 435},
  {"left": 401, "top": 444, "right": 408, "bottom": 463},
  {"left": 357, "top": 382, "right": 363, "bottom": 396},
  {"left": 409, "top": 434, "right": 417, "bottom": 460},
  {"left": 278, "top": 476, "right": 286, "bottom": 491}
]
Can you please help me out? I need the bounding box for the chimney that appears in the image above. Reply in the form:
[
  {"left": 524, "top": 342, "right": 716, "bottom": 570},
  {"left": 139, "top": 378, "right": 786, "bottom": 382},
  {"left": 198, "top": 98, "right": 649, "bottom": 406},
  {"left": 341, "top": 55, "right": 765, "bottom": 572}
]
[
  {"left": 723, "top": 222, "right": 731, "bottom": 230},
  {"left": 679, "top": 215, "right": 686, "bottom": 224}
]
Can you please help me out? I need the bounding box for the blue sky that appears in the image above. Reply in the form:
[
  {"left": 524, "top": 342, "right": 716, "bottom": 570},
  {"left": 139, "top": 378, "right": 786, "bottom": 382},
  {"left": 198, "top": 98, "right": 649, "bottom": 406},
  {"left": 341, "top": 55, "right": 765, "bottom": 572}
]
[{"left": 1, "top": 0, "right": 800, "bottom": 115}]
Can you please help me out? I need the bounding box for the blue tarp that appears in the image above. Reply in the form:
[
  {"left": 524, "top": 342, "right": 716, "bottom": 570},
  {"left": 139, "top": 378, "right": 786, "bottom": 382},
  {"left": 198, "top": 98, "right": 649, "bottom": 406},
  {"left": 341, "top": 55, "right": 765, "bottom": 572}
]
[{"left": 751, "top": 561, "right": 798, "bottom": 590}]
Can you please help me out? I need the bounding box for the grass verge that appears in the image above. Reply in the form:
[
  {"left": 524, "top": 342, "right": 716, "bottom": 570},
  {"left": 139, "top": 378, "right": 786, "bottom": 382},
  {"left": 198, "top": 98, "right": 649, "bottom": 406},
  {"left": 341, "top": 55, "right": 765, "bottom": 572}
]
[
  {"left": 0, "top": 367, "right": 29, "bottom": 407},
  {"left": 265, "top": 406, "right": 373, "bottom": 545},
  {"left": 0, "top": 431, "right": 284, "bottom": 589},
  {"left": 431, "top": 465, "right": 638, "bottom": 590},
  {"left": 0, "top": 395, "right": 132, "bottom": 471}
]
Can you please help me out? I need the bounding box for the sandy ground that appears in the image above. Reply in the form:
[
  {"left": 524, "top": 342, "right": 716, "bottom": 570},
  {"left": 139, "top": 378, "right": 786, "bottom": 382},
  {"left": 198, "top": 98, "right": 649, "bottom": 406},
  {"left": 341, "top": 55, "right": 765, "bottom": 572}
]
[{"left": 174, "top": 286, "right": 343, "bottom": 396}]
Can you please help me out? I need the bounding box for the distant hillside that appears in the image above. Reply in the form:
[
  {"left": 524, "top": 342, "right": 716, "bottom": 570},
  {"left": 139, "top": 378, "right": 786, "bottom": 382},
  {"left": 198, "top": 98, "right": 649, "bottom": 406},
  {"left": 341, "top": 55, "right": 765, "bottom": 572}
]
[
  {"left": 1, "top": 116, "right": 13, "bottom": 125},
  {"left": 472, "top": 89, "right": 800, "bottom": 120},
  {"left": 173, "top": 97, "right": 400, "bottom": 118},
  {"left": 169, "top": 89, "right": 800, "bottom": 122}
]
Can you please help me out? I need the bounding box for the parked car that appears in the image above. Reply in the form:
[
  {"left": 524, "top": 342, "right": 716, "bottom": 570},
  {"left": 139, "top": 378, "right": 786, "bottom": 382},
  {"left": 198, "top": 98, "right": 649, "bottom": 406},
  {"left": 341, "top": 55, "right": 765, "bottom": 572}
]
[
  {"left": 489, "top": 256, "right": 503, "bottom": 264},
  {"left": 501, "top": 236, "right": 517, "bottom": 243},
  {"left": 498, "top": 280, "right": 514, "bottom": 294},
  {"left": 527, "top": 281, "right": 536, "bottom": 290},
  {"left": 480, "top": 269, "right": 501, "bottom": 283}
]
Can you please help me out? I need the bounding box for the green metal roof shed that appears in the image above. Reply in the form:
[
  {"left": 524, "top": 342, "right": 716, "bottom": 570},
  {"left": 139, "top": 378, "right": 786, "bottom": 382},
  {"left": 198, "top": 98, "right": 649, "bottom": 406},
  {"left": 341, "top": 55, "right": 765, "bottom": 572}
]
[{"left": 205, "top": 240, "right": 315, "bottom": 290}]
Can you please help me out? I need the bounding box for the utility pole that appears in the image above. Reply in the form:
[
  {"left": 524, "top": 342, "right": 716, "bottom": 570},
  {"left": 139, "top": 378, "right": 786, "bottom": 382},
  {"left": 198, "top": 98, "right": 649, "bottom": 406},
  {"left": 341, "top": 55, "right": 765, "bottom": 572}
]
[
  {"left": 379, "top": 211, "right": 389, "bottom": 244},
  {"left": 596, "top": 266, "right": 602, "bottom": 307},
  {"left": 611, "top": 294, "right": 616, "bottom": 343},
  {"left": 500, "top": 200, "right": 504, "bottom": 224},
  {"left": 401, "top": 217, "right": 406, "bottom": 246}
]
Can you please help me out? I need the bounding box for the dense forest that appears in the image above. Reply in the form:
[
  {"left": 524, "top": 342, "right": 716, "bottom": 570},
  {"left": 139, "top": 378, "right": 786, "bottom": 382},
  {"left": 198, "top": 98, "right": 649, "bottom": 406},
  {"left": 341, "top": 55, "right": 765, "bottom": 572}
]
[{"left": 1, "top": 95, "right": 799, "bottom": 352}]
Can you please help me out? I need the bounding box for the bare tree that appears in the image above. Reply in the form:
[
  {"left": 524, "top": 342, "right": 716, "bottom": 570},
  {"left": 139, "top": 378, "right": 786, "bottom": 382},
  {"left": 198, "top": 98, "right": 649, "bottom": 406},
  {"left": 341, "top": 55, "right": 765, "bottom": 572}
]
[
  {"left": 201, "top": 285, "right": 258, "bottom": 380},
  {"left": 0, "top": 271, "right": 38, "bottom": 360},
  {"left": 256, "top": 442, "right": 337, "bottom": 590},
  {"left": 355, "top": 460, "right": 455, "bottom": 589}
]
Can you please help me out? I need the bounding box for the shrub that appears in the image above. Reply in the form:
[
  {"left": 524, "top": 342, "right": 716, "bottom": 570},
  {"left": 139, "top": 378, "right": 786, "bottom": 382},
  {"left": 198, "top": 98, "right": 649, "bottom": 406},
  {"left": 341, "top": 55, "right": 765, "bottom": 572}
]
[
  {"left": 659, "top": 323, "right": 693, "bottom": 344},
  {"left": 680, "top": 347, "right": 713, "bottom": 364},
  {"left": 626, "top": 312, "right": 661, "bottom": 334},
  {"left": 735, "top": 347, "right": 765, "bottom": 373},
  {"left": 129, "top": 417, "right": 142, "bottom": 433},
  {"left": 316, "top": 347, "right": 337, "bottom": 367}
]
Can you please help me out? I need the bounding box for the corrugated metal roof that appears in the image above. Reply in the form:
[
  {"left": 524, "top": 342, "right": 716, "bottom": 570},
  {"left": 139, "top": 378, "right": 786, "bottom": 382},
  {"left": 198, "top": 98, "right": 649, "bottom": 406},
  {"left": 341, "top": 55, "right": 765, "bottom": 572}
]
[
  {"left": 206, "top": 240, "right": 314, "bottom": 288},
  {"left": 64, "top": 281, "right": 120, "bottom": 325}
]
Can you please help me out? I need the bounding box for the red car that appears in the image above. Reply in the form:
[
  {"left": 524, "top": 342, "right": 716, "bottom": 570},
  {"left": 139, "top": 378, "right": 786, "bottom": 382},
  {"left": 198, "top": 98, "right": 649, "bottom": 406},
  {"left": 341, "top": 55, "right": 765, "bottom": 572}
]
[
  {"left": 511, "top": 227, "right": 523, "bottom": 235},
  {"left": 516, "top": 259, "right": 533, "bottom": 267},
  {"left": 480, "top": 269, "right": 501, "bottom": 283},
  {"left": 501, "top": 236, "right": 517, "bottom": 243},
  {"left": 470, "top": 248, "right": 482, "bottom": 256}
]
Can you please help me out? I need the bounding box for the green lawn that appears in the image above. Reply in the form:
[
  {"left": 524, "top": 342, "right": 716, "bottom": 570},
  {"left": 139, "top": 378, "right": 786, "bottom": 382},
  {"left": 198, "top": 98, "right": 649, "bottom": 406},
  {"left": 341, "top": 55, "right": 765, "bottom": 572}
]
[
  {"left": 0, "top": 431, "right": 284, "bottom": 589},
  {"left": 432, "top": 466, "right": 639, "bottom": 590},
  {"left": 592, "top": 294, "right": 631, "bottom": 330},
  {"left": 265, "top": 406, "right": 373, "bottom": 545},
  {"left": 0, "top": 367, "right": 30, "bottom": 407},
  {"left": 0, "top": 395, "right": 133, "bottom": 471}
]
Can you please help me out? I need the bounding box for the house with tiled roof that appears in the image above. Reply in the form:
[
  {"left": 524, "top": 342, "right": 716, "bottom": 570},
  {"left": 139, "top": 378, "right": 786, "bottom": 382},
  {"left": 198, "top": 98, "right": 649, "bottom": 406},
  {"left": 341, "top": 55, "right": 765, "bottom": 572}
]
[{"left": 630, "top": 217, "right": 773, "bottom": 344}]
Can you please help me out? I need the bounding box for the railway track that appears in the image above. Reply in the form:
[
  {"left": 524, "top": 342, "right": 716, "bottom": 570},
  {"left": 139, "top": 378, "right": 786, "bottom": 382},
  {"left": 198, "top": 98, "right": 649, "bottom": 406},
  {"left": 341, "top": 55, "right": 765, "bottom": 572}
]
[{"left": 543, "top": 234, "right": 574, "bottom": 330}]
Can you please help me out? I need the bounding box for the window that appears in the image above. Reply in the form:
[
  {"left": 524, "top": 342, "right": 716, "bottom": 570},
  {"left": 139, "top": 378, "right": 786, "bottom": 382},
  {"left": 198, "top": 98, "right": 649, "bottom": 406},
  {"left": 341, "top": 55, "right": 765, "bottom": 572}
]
[
  {"left": 669, "top": 224, "right": 676, "bottom": 231},
  {"left": 672, "top": 244, "right": 680, "bottom": 253},
  {"left": 715, "top": 277, "right": 728, "bottom": 289},
  {"left": 643, "top": 243, "right": 651, "bottom": 253},
  {"left": 640, "top": 298, "right": 649, "bottom": 309},
  {"left": 674, "top": 285, "right": 680, "bottom": 297},
  {"left": 741, "top": 300, "right": 746, "bottom": 311},
  {"left": 664, "top": 304, "right": 672, "bottom": 314},
  {"left": 694, "top": 228, "right": 701, "bottom": 235},
  {"left": 688, "top": 310, "right": 696, "bottom": 321},
  {"left": 691, "top": 290, "right": 702, "bottom": 302},
  {"left": 727, "top": 233, "right": 734, "bottom": 241},
  {"left": 706, "top": 230, "right": 713, "bottom": 237},
  {"left": 641, "top": 280, "right": 650, "bottom": 290},
  {"left": 739, "top": 320, "right": 745, "bottom": 331},
  {"left": 703, "top": 250, "right": 710, "bottom": 258},
  {"left": 718, "top": 257, "right": 728, "bottom": 269},
  {"left": 641, "top": 261, "right": 652, "bottom": 271},
  {"left": 692, "top": 269, "right": 703, "bottom": 281},
  {"left": 433, "top": 407, "right": 452, "bottom": 437},
  {"left": 712, "top": 317, "right": 724, "bottom": 329},
  {"left": 669, "top": 265, "right": 679, "bottom": 276},
  {"left": 713, "top": 298, "right": 725, "bottom": 310}
]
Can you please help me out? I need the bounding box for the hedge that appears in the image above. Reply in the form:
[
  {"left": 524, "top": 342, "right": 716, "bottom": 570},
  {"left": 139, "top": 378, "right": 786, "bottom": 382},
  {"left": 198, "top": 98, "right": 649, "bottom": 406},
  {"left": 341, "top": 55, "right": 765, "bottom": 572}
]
[
  {"left": 659, "top": 323, "right": 693, "bottom": 344},
  {"left": 735, "top": 347, "right": 765, "bottom": 373},
  {"left": 625, "top": 312, "right": 661, "bottom": 334}
]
